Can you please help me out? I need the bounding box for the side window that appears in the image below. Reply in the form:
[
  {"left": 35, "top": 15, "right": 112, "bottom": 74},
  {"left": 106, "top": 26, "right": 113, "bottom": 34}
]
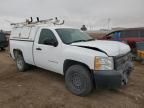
[
  {"left": 21, "top": 27, "right": 31, "bottom": 39},
  {"left": 114, "top": 32, "right": 121, "bottom": 40},
  {"left": 140, "top": 30, "right": 144, "bottom": 37},
  {"left": 38, "top": 29, "right": 57, "bottom": 45},
  {"left": 120, "top": 31, "right": 125, "bottom": 38},
  {"left": 107, "top": 32, "right": 121, "bottom": 40}
]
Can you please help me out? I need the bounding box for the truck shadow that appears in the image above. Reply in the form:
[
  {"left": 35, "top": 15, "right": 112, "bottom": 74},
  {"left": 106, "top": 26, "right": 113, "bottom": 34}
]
[
  {"left": 27, "top": 66, "right": 128, "bottom": 97},
  {"left": 18, "top": 63, "right": 143, "bottom": 103}
]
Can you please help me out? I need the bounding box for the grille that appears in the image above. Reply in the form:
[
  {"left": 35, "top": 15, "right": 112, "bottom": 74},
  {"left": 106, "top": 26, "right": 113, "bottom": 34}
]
[{"left": 114, "top": 53, "right": 132, "bottom": 70}]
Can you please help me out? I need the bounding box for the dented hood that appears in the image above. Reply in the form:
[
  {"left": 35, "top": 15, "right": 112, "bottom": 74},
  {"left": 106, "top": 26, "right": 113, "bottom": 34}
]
[{"left": 71, "top": 40, "right": 130, "bottom": 56}]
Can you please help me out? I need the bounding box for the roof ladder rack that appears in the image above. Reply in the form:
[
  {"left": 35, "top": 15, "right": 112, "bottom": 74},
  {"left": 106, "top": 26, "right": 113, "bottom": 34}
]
[{"left": 11, "top": 17, "right": 64, "bottom": 27}]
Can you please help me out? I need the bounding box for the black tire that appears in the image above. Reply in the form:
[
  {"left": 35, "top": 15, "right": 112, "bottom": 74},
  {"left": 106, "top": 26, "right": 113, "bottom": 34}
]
[
  {"left": 1, "top": 48, "right": 5, "bottom": 50},
  {"left": 14, "top": 51, "right": 29, "bottom": 72},
  {"left": 65, "top": 65, "right": 93, "bottom": 96}
]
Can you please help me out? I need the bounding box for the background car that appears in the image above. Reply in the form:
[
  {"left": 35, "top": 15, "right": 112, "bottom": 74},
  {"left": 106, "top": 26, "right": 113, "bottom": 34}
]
[
  {"left": 0, "top": 31, "right": 9, "bottom": 50},
  {"left": 101, "top": 28, "right": 144, "bottom": 54},
  {"left": 136, "top": 42, "right": 144, "bottom": 64}
]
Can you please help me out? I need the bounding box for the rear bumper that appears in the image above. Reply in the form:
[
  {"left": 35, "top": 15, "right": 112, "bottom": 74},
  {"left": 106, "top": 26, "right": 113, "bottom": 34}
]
[{"left": 93, "top": 61, "right": 133, "bottom": 88}]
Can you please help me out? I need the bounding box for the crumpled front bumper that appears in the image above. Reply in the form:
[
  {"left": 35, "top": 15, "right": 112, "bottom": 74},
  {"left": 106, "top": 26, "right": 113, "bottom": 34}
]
[{"left": 93, "top": 61, "right": 134, "bottom": 88}]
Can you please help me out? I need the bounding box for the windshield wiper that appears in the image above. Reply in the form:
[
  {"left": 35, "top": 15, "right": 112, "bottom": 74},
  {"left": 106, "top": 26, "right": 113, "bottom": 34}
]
[
  {"left": 71, "top": 40, "right": 86, "bottom": 43},
  {"left": 70, "top": 39, "right": 95, "bottom": 44}
]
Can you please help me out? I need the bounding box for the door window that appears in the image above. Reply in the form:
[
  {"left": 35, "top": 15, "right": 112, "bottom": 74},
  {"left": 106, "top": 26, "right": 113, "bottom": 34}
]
[
  {"left": 140, "top": 30, "right": 144, "bottom": 37},
  {"left": 38, "top": 29, "right": 57, "bottom": 45}
]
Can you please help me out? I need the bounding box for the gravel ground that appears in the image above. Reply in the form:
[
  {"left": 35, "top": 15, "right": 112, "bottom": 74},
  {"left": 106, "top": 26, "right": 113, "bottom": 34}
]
[{"left": 0, "top": 50, "right": 144, "bottom": 108}]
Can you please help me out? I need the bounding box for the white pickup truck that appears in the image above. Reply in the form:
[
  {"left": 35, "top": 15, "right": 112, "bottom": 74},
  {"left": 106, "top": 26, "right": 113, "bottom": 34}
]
[{"left": 10, "top": 24, "right": 133, "bottom": 96}]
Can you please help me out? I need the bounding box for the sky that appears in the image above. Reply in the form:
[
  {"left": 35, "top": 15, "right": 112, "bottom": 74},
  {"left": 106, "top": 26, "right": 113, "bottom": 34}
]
[{"left": 0, "top": 0, "right": 144, "bottom": 30}]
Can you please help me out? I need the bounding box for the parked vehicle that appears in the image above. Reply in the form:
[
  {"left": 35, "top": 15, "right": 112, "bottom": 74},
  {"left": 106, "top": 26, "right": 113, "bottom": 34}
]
[
  {"left": 0, "top": 32, "right": 8, "bottom": 50},
  {"left": 9, "top": 19, "right": 133, "bottom": 96},
  {"left": 101, "top": 28, "right": 144, "bottom": 54},
  {"left": 136, "top": 42, "right": 144, "bottom": 64}
]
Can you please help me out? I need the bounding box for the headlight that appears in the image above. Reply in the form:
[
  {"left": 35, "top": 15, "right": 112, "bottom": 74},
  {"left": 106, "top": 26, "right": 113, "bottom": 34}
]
[{"left": 94, "top": 57, "right": 114, "bottom": 70}]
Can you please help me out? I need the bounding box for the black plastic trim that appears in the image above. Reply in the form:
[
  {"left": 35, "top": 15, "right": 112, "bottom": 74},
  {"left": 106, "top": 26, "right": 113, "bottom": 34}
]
[{"left": 10, "top": 39, "right": 34, "bottom": 42}]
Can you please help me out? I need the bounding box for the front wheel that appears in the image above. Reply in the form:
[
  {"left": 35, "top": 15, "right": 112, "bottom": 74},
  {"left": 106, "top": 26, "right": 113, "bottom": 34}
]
[{"left": 65, "top": 65, "right": 93, "bottom": 96}]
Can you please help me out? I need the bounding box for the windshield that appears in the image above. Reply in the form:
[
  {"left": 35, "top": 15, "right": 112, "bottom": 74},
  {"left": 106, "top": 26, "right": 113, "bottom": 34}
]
[{"left": 56, "top": 28, "right": 94, "bottom": 44}]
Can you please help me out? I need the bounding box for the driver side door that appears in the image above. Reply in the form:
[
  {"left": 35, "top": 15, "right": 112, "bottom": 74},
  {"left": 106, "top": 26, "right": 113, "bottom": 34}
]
[{"left": 33, "top": 29, "right": 61, "bottom": 73}]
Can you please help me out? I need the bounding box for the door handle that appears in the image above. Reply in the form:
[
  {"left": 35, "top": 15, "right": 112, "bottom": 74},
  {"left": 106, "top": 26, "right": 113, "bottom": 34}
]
[{"left": 36, "top": 48, "right": 42, "bottom": 50}]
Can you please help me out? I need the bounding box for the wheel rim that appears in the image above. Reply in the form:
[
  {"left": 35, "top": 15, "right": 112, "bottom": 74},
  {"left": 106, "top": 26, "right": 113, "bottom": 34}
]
[{"left": 70, "top": 72, "right": 84, "bottom": 91}]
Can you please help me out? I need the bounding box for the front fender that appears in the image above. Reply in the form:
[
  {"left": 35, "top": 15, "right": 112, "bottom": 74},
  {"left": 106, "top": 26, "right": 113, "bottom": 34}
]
[{"left": 63, "top": 45, "right": 107, "bottom": 70}]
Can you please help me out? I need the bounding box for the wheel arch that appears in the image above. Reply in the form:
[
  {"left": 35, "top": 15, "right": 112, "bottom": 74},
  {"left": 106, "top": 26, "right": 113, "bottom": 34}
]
[
  {"left": 13, "top": 49, "right": 23, "bottom": 59},
  {"left": 63, "top": 59, "right": 92, "bottom": 75}
]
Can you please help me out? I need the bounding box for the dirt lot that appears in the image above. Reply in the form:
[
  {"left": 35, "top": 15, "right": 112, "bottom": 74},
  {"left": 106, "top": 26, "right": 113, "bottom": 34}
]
[{"left": 0, "top": 50, "right": 144, "bottom": 108}]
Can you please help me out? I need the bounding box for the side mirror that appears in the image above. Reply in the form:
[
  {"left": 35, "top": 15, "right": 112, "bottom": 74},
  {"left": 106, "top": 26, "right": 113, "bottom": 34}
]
[{"left": 44, "top": 39, "right": 58, "bottom": 47}]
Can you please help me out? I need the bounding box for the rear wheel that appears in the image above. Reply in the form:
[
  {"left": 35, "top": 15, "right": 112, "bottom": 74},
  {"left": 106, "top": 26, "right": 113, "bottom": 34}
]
[
  {"left": 14, "top": 51, "right": 29, "bottom": 72},
  {"left": 65, "top": 65, "right": 93, "bottom": 96}
]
